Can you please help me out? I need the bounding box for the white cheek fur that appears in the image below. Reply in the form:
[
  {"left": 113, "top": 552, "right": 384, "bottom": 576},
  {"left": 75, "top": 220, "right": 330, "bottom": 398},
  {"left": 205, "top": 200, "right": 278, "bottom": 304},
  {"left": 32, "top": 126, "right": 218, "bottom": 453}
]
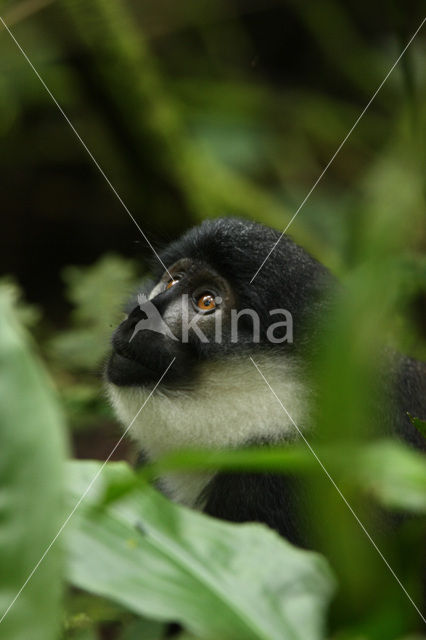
[{"left": 107, "top": 353, "right": 309, "bottom": 506}]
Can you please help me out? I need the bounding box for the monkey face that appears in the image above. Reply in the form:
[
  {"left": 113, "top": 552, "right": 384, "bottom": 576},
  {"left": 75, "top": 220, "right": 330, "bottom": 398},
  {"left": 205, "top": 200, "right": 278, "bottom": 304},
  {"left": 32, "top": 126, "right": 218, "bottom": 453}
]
[
  {"left": 104, "top": 218, "right": 321, "bottom": 464},
  {"left": 105, "top": 251, "right": 308, "bottom": 465},
  {"left": 106, "top": 258, "right": 239, "bottom": 388},
  {"left": 105, "top": 217, "right": 331, "bottom": 390}
]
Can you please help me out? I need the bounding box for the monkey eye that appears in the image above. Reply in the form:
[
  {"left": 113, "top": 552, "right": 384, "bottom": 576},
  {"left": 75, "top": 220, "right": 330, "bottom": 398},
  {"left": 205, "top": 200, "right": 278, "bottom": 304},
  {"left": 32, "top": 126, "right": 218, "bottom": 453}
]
[{"left": 195, "top": 292, "right": 216, "bottom": 312}]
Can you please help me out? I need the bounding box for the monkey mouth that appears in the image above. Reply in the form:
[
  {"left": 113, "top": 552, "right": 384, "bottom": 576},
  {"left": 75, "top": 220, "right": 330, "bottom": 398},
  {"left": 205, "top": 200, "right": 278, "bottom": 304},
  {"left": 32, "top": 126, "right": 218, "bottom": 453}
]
[{"left": 106, "top": 350, "right": 158, "bottom": 387}]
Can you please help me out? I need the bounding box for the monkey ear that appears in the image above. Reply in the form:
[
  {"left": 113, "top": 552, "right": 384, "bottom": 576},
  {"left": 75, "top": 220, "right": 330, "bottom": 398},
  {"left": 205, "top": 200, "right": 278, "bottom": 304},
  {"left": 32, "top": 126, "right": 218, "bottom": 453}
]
[{"left": 137, "top": 293, "right": 148, "bottom": 307}]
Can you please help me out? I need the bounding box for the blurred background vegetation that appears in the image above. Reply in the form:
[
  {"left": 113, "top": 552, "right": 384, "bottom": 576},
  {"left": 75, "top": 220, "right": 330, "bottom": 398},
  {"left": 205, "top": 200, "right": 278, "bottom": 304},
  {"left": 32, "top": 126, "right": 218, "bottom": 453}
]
[{"left": 0, "top": 0, "right": 425, "bottom": 639}]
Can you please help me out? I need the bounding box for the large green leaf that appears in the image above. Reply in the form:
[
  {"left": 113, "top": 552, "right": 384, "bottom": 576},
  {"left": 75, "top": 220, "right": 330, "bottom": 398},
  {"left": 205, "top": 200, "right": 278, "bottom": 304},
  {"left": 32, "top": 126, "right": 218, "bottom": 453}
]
[
  {"left": 0, "top": 288, "right": 67, "bottom": 640},
  {"left": 65, "top": 460, "right": 335, "bottom": 640}
]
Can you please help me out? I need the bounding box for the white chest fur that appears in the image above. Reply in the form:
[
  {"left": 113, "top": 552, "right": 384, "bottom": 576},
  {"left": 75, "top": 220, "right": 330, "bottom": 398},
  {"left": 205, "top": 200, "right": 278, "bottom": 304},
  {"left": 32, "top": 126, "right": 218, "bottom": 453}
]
[{"left": 107, "top": 353, "right": 309, "bottom": 507}]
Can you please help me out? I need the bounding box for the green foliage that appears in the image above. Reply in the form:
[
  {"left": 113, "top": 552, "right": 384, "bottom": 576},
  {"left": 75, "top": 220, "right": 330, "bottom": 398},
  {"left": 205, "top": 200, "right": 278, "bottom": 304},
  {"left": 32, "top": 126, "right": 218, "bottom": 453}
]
[
  {"left": 303, "top": 127, "right": 426, "bottom": 629},
  {"left": 138, "top": 439, "right": 426, "bottom": 515},
  {"left": 0, "top": 286, "right": 67, "bottom": 640},
  {"left": 408, "top": 413, "right": 426, "bottom": 439},
  {"left": 65, "top": 460, "right": 335, "bottom": 640},
  {"left": 0, "top": 276, "right": 42, "bottom": 328},
  {"left": 49, "top": 254, "right": 139, "bottom": 371},
  {"left": 43, "top": 254, "right": 139, "bottom": 432},
  {"left": 358, "top": 441, "right": 426, "bottom": 513},
  {"left": 58, "top": 383, "right": 113, "bottom": 433}
]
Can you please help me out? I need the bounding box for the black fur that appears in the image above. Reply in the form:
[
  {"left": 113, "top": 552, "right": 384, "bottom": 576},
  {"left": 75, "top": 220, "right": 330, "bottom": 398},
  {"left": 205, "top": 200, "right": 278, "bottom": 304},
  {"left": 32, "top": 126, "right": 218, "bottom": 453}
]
[
  {"left": 156, "top": 217, "right": 335, "bottom": 353},
  {"left": 202, "top": 472, "right": 307, "bottom": 547}
]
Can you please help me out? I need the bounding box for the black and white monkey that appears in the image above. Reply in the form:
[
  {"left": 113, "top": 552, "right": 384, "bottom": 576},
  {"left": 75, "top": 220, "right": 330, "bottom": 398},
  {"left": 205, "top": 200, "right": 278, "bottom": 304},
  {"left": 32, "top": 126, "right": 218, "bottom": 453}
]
[{"left": 105, "top": 217, "right": 425, "bottom": 544}]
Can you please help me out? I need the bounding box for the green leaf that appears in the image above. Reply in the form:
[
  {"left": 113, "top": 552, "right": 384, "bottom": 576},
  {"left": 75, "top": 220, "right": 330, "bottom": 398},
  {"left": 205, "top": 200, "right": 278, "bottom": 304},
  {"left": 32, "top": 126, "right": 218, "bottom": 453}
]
[
  {"left": 48, "top": 254, "right": 138, "bottom": 370},
  {"left": 0, "top": 287, "right": 67, "bottom": 640},
  {"left": 65, "top": 460, "right": 335, "bottom": 640},
  {"left": 407, "top": 413, "right": 426, "bottom": 439},
  {"left": 358, "top": 440, "right": 426, "bottom": 513},
  {"left": 140, "top": 440, "right": 426, "bottom": 514}
]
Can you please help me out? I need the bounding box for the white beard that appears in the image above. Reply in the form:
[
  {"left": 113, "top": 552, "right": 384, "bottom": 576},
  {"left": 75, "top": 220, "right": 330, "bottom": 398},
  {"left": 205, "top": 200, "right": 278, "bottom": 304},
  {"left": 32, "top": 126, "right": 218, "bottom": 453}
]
[{"left": 107, "top": 353, "right": 310, "bottom": 507}]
